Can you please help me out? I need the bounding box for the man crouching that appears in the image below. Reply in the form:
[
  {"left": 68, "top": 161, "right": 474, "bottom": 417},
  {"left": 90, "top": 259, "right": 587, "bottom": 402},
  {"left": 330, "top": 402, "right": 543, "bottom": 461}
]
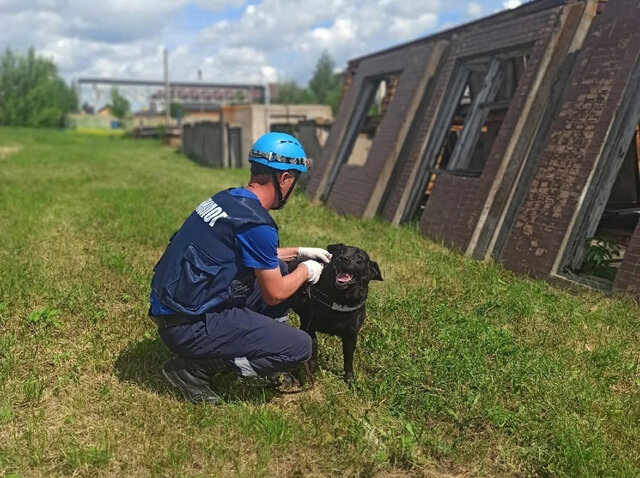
[{"left": 148, "top": 132, "right": 329, "bottom": 404}]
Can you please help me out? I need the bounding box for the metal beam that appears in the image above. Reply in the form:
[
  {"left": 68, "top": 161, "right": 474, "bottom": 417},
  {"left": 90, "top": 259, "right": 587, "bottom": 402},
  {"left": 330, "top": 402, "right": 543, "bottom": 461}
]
[{"left": 77, "top": 77, "right": 265, "bottom": 91}]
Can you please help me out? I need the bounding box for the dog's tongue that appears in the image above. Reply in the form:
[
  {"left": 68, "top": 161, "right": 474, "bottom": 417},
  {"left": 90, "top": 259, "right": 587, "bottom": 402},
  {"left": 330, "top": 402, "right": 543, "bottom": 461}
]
[{"left": 336, "top": 272, "right": 352, "bottom": 283}]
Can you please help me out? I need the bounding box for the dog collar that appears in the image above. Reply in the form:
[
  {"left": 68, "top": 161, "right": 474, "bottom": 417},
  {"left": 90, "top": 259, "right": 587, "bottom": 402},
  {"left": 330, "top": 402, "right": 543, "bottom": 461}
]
[{"left": 308, "top": 287, "right": 365, "bottom": 313}]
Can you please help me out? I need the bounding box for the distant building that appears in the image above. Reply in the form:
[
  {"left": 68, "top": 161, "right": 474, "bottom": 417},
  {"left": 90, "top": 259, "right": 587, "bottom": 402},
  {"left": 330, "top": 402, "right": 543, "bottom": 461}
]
[
  {"left": 219, "top": 103, "right": 333, "bottom": 167},
  {"left": 77, "top": 78, "right": 269, "bottom": 116},
  {"left": 148, "top": 83, "right": 266, "bottom": 113},
  {"left": 181, "top": 103, "right": 333, "bottom": 169},
  {"left": 97, "top": 106, "right": 112, "bottom": 117}
]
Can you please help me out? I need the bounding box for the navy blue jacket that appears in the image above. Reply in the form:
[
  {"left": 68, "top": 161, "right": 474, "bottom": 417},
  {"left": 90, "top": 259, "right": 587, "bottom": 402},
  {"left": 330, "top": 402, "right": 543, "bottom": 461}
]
[{"left": 150, "top": 189, "right": 277, "bottom": 316}]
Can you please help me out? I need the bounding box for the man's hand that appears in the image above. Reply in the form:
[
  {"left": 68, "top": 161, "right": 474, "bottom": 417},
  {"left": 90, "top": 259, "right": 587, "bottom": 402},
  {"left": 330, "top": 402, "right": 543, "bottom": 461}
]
[
  {"left": 297, "top": 247, "right": 332, "bottom": 264},
  {"left": 302, "top": 260, "right": 324, "bottom": 284}
]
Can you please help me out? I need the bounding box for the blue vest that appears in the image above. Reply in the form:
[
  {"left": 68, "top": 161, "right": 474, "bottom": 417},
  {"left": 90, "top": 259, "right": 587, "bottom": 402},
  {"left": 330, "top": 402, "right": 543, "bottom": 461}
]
[{"left": 150, "top": 189, "right": 277, "bottom": 316}]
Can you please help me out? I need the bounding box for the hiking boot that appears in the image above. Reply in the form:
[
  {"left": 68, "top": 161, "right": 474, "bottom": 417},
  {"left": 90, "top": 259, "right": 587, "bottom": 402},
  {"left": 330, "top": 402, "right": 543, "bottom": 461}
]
[{"left": 162, "top": 356, "right": 227, "bottom": 404}]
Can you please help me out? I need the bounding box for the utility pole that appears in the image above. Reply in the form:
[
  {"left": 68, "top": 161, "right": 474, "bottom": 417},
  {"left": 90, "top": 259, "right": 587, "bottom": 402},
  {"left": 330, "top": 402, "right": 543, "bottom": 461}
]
[
  {"left": 164, "top": 48, "right": 170, "bottom": 125},
  {"left": 220, "top": 103, "right": 229, "bottom": 168}
]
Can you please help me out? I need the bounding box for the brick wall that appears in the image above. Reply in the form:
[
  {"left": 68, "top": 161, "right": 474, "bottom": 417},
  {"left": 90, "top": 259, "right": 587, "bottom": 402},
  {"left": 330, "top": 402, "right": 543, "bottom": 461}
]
[
  {"left": 382, "top": 5, "right": 566, "bottom": 249},
  {"left": 306, "top": 62, "right": 361, "bottom": 200},
  {"left": 613, "top": 221, "right": 640, "bottom": 293},
  {"left": 326, "top": 42, "right": 436, "bottom": 217},
  {"left": 418, "top": 8, "right": 565, "bottom": 252},
  {"left": 501, "top": 0, "right": 640, "bottom": 279},
  {"left": 309, "top": 0, "right": 570, "bottom": 219},
  {"left": 305, "top": 41, "right": 436, "bottom": 215}
]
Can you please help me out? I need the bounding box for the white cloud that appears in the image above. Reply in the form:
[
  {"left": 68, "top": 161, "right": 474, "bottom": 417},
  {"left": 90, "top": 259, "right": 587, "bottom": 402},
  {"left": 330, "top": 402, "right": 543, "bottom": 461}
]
[
  {"left": 195, "top": 0, "right": 441, "bottom": 83},
  {"left": 466, "top": 2, "right": 483, "bottom": 18},
  {"left": 502, "top": 0, "right": 522, "bottom": 9},
  {"left": 0, "top": 0, "right": 448, "bottom": 96}
]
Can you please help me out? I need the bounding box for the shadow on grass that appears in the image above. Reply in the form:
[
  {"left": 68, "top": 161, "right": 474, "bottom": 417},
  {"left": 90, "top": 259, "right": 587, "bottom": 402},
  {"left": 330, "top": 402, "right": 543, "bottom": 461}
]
[
  {"left": 113, "top": 334, "right": 281, "bottom": 405},
  {"left": 113, "top": 333, "right": 172, "bottom": 395}
]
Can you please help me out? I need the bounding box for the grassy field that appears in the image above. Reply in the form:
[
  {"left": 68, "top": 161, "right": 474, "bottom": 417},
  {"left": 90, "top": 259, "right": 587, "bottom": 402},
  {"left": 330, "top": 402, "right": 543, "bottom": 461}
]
[{"left": 0, "top": 128, "right": 639, "bottom": 477}]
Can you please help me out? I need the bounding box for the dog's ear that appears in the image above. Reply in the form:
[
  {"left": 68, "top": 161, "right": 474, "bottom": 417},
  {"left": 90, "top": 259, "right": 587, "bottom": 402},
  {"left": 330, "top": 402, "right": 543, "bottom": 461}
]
[
  {"left": 369, "top": 261, "right": 383, "bottom": 281},
  {"left": 327, "top": 243, "right": 346, "bottom": 255}
]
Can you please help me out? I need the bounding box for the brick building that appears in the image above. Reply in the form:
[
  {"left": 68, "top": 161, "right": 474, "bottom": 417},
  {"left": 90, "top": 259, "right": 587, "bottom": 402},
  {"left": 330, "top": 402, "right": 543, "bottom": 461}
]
[{"left": 307, "top": 0, "right": 640, "bottom": 294}]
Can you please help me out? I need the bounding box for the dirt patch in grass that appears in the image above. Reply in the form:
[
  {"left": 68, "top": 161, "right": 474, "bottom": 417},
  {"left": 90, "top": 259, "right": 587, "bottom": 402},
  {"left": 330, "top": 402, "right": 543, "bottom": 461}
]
[{"left": 0, "top": 146, "right": 21, "bottom": 159}]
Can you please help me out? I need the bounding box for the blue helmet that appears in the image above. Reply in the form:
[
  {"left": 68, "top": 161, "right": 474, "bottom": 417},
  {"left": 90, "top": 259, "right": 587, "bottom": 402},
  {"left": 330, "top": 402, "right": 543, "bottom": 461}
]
[{"left": 248, "top": 132, "right": 309, "bottom": 173}]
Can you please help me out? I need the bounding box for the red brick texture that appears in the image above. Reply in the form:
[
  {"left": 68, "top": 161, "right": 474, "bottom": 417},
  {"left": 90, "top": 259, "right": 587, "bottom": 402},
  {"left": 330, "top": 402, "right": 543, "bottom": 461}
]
[
  {"left": 501, "top": 0, "right": 640, "bottom": 279},
  {"left": 305, "top": 63, "right": 358, "bottom": 199},
  {"left": 613, "top": 221, "right": 640, "bottom": 294},
  {"left": 380, "top": 2, "right": 569, "bottom": 230},
  {"left": 306, "top": 0, "right": 640, "bottom": 296},
  {"left": 327, "top": 41, "right": 438, "bottom": 217},
  {"left": 305, "top": 41, "right": 436, "bottom": 215},
  {"left": 307, "top": 0, "right": 570, "bottom": 220},
  {"left": 415, "top": 6, "right": 566, "bottom": 251}
]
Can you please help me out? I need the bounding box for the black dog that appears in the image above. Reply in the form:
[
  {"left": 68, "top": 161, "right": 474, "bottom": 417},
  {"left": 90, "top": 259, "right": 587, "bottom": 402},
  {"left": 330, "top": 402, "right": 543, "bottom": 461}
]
[{"left": 292, "top": 243, "right": 382, "bottom": 382}]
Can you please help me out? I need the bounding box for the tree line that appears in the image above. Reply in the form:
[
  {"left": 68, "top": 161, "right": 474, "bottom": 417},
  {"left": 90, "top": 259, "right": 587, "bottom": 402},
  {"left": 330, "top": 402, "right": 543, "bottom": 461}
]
[
  {"left": 273, "top": 50, "right": 343, "bottom": 114},
  {"left": 107, "top": 50, "right": 345, "bottom": 122},
  {"left": 0, "top": 48, "right": 77, "bottom": 128},
  {"left": 0, "top": 48, "right": 343, "bottom": 128}
]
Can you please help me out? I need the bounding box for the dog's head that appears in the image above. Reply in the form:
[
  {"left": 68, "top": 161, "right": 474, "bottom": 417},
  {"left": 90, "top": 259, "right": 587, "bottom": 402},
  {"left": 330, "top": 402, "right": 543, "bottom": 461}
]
[{"left": 325, "top": 243, "right": 383, "bottom": 291}]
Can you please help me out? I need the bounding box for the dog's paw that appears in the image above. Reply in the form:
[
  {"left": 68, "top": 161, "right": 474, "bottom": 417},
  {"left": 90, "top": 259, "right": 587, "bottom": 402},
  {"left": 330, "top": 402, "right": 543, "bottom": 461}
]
[{"left": 343, "top": 371, "right": 354, "bottom": 384}]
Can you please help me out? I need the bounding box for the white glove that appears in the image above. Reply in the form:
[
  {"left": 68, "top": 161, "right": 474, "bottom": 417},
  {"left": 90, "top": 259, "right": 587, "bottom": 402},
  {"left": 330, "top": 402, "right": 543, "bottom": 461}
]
[
  {"left": 297, "top": 247, "right": 332, "bottom": 264},
  {"left": 302, "top": 260, "right": 324, "bottom": 284}
]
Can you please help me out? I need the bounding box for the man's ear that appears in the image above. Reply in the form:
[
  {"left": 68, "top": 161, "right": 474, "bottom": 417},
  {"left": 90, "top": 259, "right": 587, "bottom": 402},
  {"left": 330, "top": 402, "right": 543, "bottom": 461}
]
[
  {"left": 369, "top": 261, "right": 383, "bottom": 281},
  {"left": 327, "top": 243, "right": 346, "bottom": 255},
  {"left": 277, "top": 171, "right": 292, "bottom": 185}
]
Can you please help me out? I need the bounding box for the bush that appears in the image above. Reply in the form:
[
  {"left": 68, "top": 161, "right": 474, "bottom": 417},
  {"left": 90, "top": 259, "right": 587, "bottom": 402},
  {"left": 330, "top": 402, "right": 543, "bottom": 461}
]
[
  {"left": 581, "top": 238, "right": 621, "bottom": 280},
  {"left": 0, "top": 48, "right": 77, "bottom": 128}
]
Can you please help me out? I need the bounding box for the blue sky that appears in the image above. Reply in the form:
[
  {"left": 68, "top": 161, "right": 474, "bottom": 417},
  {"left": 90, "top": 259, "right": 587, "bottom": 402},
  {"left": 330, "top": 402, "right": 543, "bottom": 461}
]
[{"left": 0, "top": 0, "right": 523, "bottom": 103}]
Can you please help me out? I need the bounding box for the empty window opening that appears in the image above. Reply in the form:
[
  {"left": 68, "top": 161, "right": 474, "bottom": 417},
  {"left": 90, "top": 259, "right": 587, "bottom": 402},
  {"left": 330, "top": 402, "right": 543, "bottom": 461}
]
[
  {"left": 409, "top": 53, "right": 529, "bottom": 222},
  {"left": 347, "top": 76, "right": 399, "bottom": 166},
  {"left": 570, "top": 125, "right": 640, "bottom": 285},
  {"left": 321, "top": 72, "right": 402, "bottom": 200}
]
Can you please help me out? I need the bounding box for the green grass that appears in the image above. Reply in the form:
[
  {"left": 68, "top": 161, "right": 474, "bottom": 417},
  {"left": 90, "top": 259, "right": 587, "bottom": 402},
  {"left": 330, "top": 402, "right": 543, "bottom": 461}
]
[{"left": 0, "top": 127, "right": 639, "bottom": 477}]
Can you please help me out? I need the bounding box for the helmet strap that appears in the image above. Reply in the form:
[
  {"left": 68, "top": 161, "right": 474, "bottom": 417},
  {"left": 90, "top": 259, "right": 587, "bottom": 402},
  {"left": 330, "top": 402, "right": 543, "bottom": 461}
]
[{"left": 272, "top": 171, "right": 299, "bottom": 210}]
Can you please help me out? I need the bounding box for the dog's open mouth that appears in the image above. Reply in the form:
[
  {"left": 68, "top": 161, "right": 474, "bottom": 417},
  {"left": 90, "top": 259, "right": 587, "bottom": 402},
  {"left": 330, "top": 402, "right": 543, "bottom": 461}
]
[{"left": 335, "top": 270, "right": 355, "bottom": 289}]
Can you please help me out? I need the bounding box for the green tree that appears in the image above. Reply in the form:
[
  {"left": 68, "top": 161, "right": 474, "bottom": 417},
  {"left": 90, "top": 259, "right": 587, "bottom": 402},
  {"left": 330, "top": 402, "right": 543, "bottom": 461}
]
[
  {"left": 169, "top": 101, "right": 185, "bottom": 121},
  {"left": 272, "top": 80, "right": 315, "bottom": 104},
  {"left": 271, "top": 52, "right": 343, "bottom": 112},
  {"left": 109, "top": 87, "right": 130, "bottom": 121},
  {"left": 0, "top": 48, "right": 77, "bottom": 127},
  {"left": 308, "top": 50, "right": 342, "bottom": 113}
]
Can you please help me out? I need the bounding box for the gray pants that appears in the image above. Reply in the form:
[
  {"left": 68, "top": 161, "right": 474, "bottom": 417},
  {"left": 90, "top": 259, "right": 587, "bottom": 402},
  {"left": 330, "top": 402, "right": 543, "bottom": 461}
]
[{"left": 158, "top": 260, "right": 312, "bottom": 377}]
